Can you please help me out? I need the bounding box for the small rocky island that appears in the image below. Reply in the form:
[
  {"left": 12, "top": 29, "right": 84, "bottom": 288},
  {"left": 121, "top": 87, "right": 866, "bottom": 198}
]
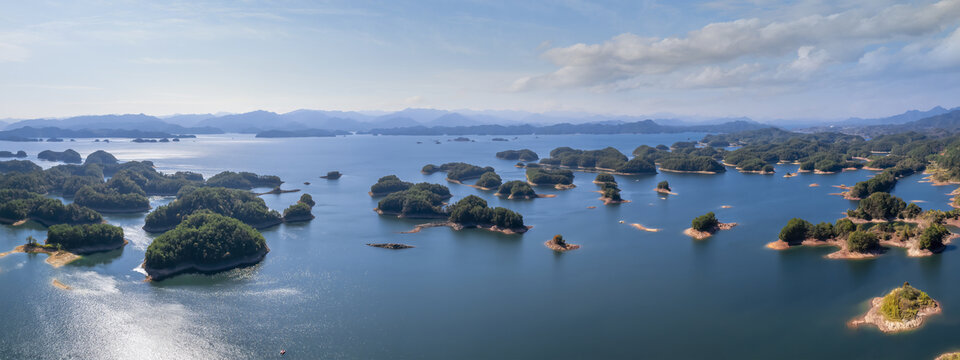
[
  {"left": 143, "top": 211, "right": 269, "bottom": 281},
  {"left": 282, "top": 194, "right": 316, "bottom": 222},
  {"left": 544, "top": 234, "right": 579, "bottom": 252},
  {"left": 849, "top": 282, "right": 941, "bottom": 333},
  {"left": 320, "top": 171, "right": 341, "bottom": 179},
  {"left": 655, "top": 180, "right": 677, "bottom": 195},
  {"left": 684, "top": 212, "right": 736, "bottom": 240},
  {"left": 596, "top": 179, "right": 629, "bottom": 205}
]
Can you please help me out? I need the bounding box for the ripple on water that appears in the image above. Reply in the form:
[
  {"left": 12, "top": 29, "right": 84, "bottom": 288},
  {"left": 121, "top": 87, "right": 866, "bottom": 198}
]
[
  {"left": 47, "top": 272, "right": 244, "bottom": 360},
  {"left": 123, "top": 225, "right": 154, "bottom": 251}
]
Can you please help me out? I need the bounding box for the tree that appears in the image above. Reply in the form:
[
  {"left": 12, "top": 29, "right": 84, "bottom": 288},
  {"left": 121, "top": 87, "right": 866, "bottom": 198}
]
[
  {"left": 918, "top": 223, "right": 949, "bottom": 250},
  {"left": 299, "top": 193, "right": 315, "bottom": 207},
  {"left": 846, "top": 231, "right": 879, "bottom": 253},
  {"left": 25, "top": 236, "right": 37, "bottom": 246},
  {"left": 657, "top": 181, "right": 670, "bottom": 191},
  {"left": 779, "top": 218, "right": 812, "bottom": 244},
  {"left": 811, "top": 222, "right": 835, "bottom": 241},
  {"left": 691, "top": 212, "right": 719, "bottom": 232},
  {"left": 854, "top": 192, "right": 907, "bottom": 220},
  {"left": 551, "top": 234, "right": 565, "bottom": 246},
  {"left": 901, "top": 203, "right": 922, "bottom": 219}
]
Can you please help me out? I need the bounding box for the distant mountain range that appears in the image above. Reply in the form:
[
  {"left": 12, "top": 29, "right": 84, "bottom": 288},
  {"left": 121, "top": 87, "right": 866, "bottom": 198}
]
[
  {"left": 798, "top": 106, "right": 960, "bottom": 135},
  {"left": 2, "top": 106, "right": 959, "bottom": 139},
  {"left": 360, "top": 120, "right": 769, "bottom": 136}
]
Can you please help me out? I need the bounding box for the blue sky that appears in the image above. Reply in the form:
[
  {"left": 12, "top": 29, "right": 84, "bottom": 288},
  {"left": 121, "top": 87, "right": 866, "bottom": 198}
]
[{"left": 1, "top": 0, "right": 959, "bottom": 120}]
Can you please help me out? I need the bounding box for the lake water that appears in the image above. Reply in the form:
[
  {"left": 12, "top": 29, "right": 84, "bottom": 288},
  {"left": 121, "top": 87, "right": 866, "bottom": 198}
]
[{"left": 1, "top": 133, "right": 959, "bottom": 359}]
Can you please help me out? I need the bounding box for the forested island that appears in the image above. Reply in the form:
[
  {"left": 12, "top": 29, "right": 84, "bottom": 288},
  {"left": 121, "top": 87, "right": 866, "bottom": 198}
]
[
  {"left": 596, "top": 177, "right": 629, "bottom": 205},
  {"left": 767, "top": 192, "right": 954, "bottom": 258},
  {"left": 496, "top": 149, "right": 539, "bottom": 161},
  {"left": 143, "top": 187, "right": 283, "bottom": 232},
  {"left": 538, "top": 147, "right": 657, "bottom": 175},
  {"left": 684, "top": 212, "right": 736, "bottom": 240},
  {"left": 375, "top": 182, "right": 451, "bottom": 218},
  {"left": 0, "top": 150, "right": 27, "bottom": 158},
  {"left": 398, "top": 195, "right": 529, "bottom": 235},
  {"left": 283, "top": 194, "right": 316, "bottom": 222},
  {"left": 143, "top": 211, "right": 269, "bottom": 281},
  {"left": 495, "top": 180, "right": 550, "bottom": 199},
  {"left": 422, "top": 162, "right": 495, "bottom": 183},
  {"left": 369, "top": 175, "right": 414, "bottom": 196},
  {"left": 0, "top": 189, "right": 102, "bottom": 226},
  {"left": 526, "top": 168, "right": 576, "bottom": 189},
  {"left": 47, "top": 223, "right": 126, "bottom": 254},
  {"left": 38, "top": 149, "right": 82, "bottom": 163},
  {"left": 849, "top": 282, "right": 941, "bottom": 333}
]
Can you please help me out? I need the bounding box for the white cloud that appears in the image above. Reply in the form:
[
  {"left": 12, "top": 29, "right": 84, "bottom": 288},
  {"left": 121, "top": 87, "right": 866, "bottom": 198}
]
[
  {"left": 0, "top": 42, "right": 28, "bottom": 62},
  {"left": 516, "top": 0, "right": 960, "bottom": 90},
  {"left": 131, "top": 57, "right": 216, "bottom": 65}
]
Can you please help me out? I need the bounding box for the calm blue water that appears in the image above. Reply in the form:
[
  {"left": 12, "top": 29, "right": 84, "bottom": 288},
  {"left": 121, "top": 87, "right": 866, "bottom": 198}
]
[{"left": 1, "top": 134, "right": 959, "bottom": 359}]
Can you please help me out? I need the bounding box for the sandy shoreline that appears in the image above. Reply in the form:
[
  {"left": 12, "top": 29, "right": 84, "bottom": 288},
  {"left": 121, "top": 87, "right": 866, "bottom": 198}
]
[
  {"left": 52, "top": 279, "right": 71, "bottom": 290},
  {"left": 0, "top": 244, "right": 81, "bottom": 268},
  {"left": 654, "top": 188, "right": 678, "bottom": 195},
  {"left": 402, "top": 221, "right": 532, "bottom": 235},
  {"left": 659, "top": 168, "right": 720, "bottom": 175},
  {"left": 493, "top": 192, "right": 556, "bottom": 199},
  {"left": 629, "top": 223, "right": 660, "bottom": 232},
  {"left": 684, "top": 223, "right": 737, "bottom": 240},
  {"left": 526, "top": 180, "right": 576, "bottom": 190},
  {"left": 374, "top": 208, "right": 448, "bottom": 219},
  {"left": 600, "top": 197, "right": 631, "bottom": 205},
  {"left": 544, "top": 240, "right": 580, "bottom": 252}
]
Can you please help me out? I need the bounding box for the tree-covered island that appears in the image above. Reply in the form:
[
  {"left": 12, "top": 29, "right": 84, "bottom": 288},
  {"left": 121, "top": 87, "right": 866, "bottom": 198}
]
[
  {"left": 143, "top": 187, "right": 282, "bottom": 232},
  {"left": 421, "top": 162, "right": 496, "bottom": 184},
  {"left": 495, "top": 149, "right": 539, "bottom": 161},
  {"left": 767, "top": 193, "right": 955, "bottom": 258},
  {"left": 46, "top": 223, "right": 126, "bottom": 254},
  {"left": 537, "top": 147, "right": 657, "bottom": 175},
  {"left": 849, "top": 282, "right": 941, "bottom": 333},
  {"left": 143, "top": 211, "right": 269, "bottom": 281},
  {"left": 684, "top": 212, "right": 737, "bottom": 240},
  {"left": 494, "top": 180, "right": 548, "bottom": 200},
  {"left": 282, "top": 193, "right": 316, "bottom": 222},
  {"left": 526, "top": 168, "right": 576, "bottom": 189},
  {"left": 375, "top": 183, "right": 451, "bottom": 218},
  {"left": 37, "top": 149, "right": 82, "bottom": 164},
  {"left": 397, "top": 195, "right": 530, "bottom": 235}
]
